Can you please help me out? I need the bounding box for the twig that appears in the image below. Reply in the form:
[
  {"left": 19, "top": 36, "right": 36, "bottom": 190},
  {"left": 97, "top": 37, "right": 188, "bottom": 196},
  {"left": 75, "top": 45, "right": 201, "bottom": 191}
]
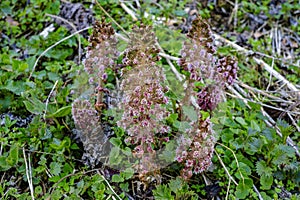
[
  {"left": 216, "top": 145, "right": 264, "bottom": 200},
  {"left": 120, "top": 1, "right": 138, "bottom": 21},
  {"left": 238, "top": 81, "right": 294, "bottom": 104},
  {"left": 226, "top": 91, "right": 300, "bottom": 115},
  {"left": 155, "top": 42, "right": 185, "bottom": 82},
  {"left": 225, "top": 177, "right": 231, "bottom": 200},
  {"left": 215, "top": 151, "right": 238, "bottom": 185},
  {"left": 23, "top": 148, "right": 35, "bottom": 200},
  {"left": 97, "top": 170, "right": 123, "bottom": 200},
  {"left": 43, "top": 80, "right": 59, "bottom": 120},
  {"left": 217, "top": 142, "right": 244, "bottom": 182},
  {"left": 158, "top": 52, "right": 179, "bottom": 61},
  {"left": 29, "top": 26, "right": 92, "bottom": 80}
]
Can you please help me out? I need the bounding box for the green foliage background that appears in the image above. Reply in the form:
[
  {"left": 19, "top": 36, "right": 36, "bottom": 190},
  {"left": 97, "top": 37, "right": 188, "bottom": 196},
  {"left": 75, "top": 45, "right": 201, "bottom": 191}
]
[{"left": 0, "top": 0, "right": 299, "bottom": 199}]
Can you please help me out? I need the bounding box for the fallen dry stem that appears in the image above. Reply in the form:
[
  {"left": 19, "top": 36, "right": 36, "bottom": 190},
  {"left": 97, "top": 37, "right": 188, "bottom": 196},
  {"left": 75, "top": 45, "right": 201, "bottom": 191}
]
[
  {"left": 29, "top": 26, "right": 92, "bottom": 80},
  {"left": 23, "top": 148, "right": 35, "bottom": 200}
]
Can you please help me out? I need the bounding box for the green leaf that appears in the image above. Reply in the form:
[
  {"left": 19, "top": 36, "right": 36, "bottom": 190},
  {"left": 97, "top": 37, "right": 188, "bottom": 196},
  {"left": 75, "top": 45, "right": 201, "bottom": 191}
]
[
  {"left": 235, "top": 178, "right": 253, "bottom": 199},
  {"left": 5, "top": 81, "right": 26, "bottom": 95},
  {"left": 112, "top": 174, "right": 124, "bottom": 183},
  {"left": 250, "top": 120, "right": 261, "bottom": 131},
  {"left": 12, "top": 59, "right": 28, "bottom": 72},
  {"left": 121, "top": 147, "right": 132, "bottom": 157},
  {"left": 47, "top": 106, "right": 71, "bottom": 118},
  {"left": 23, "top": 97, "right": 45, "bottom": 115},
  {"left": 260, "top": 174, "right": 273, "bottom": 190},
  {"left": 110, "top": 137, "right": 122, "bottom": 147},
  {"left": 256, "top": 160, "right": 272, "bottom": 177},
  {"left": 235, "top": 117, "right": 247, "bottom": 126},
  {"left": 109, "top": 147, "right": 122, "bottom": 166},
  {"left": 239, "top": 162, "right": 251, "bottom": 176},
  {"left": 174, "top": 10, "right": 187, "bottom": 17},
  {"left": 121, "top": 168, "right": 134, "bottom": 180},
  {"left": 120, "top": 182, "right": 129, "bottom": 192},
  {"left": 173, "top": 121, "right": 191, "bottom": 132},
  {"left": 167, "top": 113, "right": 178, "bottom": 124},
  {"left": 159, "top": 140, "right": 176, "bottom": 162},
  {"left": 153, "top": 184, "right": 174, "bottom": 200},
  {"left": 260, "top": 192, "right": 272, "bottom": 200},
  {"left": 50, "top": 162, "right": 62, "bottom": 176},
  {"left": 221, "top": 128, "right": 234, "bottom": 143},
  {"left": 6, "top": 144, "right": 19, "bottom": 166},
  {"left": 0, "top": 156, "right": 11, "bottom": 171},
  {"left": 245, "top": 137, "right": 263, "bottom": 155},
  {"left": 168, "top": 177, "right": 183, "bottom": 193}
]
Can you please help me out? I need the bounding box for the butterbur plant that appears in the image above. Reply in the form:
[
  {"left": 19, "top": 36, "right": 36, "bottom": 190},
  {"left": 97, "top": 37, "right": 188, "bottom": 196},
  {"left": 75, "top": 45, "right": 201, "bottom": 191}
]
[
  {"left": 175, "top": 17, "right": 238, "bottom": 179},
  {"left": 72, "top": 16, "right": 238, "bottom": 181},
  {"left": 72, "top": 18, "right": 118, "bottom": 166},
  {"left": 117, "top": 24, "right": 171, "bottom": 175}
]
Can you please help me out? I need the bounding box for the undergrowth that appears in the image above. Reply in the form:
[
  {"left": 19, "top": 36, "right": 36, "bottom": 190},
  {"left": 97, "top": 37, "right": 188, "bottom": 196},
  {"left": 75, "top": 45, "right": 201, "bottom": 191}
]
[{"left": 0, "top": 0, "right": 299, "bottom": 199}]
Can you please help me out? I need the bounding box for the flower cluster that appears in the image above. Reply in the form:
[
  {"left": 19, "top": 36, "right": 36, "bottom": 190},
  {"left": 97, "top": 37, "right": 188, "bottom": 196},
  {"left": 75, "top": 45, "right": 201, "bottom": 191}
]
[
  {"left": 176, "top": 16, "right": 238, "bottom": 179},
  {"left": 83, "top": 18, "right": 119, "bottom": 111},
  {"left": 178, "top": 17, "right": 238, "bottom": 112},
  {"left": 216, "top": 56, "right": 238, "bottom": 86},
  {"left": 196, "top": 85, "right": 222, "bottom": 112},
  {"left": 175, "top": 118, "right": 215, "bottom": 179},
  {"left": 117, "top": 25, "right": 170, "bottom": 174},
  {"left": 84, "top": 18, "right": 118, "bottom": 81},
  {"left": 72, "top": 99, "right": 110, "bottom": 166}
]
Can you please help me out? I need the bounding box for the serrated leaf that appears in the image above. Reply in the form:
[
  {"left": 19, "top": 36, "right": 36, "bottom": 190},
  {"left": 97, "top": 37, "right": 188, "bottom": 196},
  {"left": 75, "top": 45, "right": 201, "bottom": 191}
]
[
  {"left": 277, "top": 144, "right": 295, "bottom": 157},
  {"left": 50, "top": 162, "right": 62, "bottom": 176},
  {"left": 153, "top": 184, "right": 174, "bottom": 200},
  {"left": 245, "top": 137, "right": 263, "bottom": 155},
  {"left": 256, "top": 160, "right": 272, "bottom": 177}
]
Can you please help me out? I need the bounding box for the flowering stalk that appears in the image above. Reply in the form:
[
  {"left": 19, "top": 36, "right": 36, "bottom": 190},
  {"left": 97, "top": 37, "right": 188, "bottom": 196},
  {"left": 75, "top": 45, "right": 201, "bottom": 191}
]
[
  {"left": 84, "top": 18, "right": 119, "bottom": 112},
  {"left": 72, "top": 19, "right": 118, "bottom": 166},
  {"left": 117, "top": 24, "right": 170, "bottom": 175},
  {"left": 177, "top": 16, "right": 238, "bottom": 179}
]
